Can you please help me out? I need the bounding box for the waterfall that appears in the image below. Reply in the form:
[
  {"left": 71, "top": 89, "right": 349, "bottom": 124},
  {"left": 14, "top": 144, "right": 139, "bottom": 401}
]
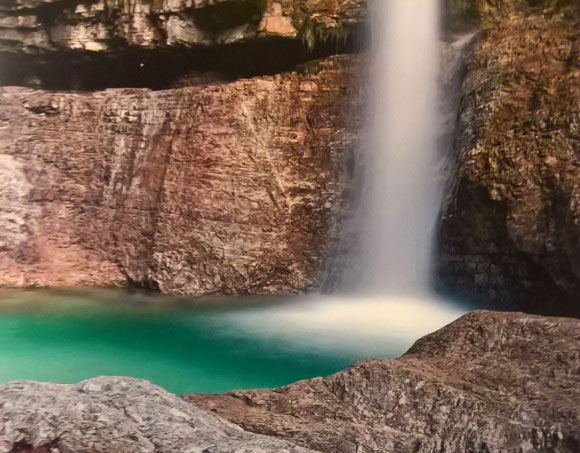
[
  {"left": 318, "top": 0, "right": 449, "bottom": 299},
  {"left": 356, "top": 0, "right": 441, "bottom": 295},
  {"left": 230, "top": 0, "right": 468, "bottom": 349}
]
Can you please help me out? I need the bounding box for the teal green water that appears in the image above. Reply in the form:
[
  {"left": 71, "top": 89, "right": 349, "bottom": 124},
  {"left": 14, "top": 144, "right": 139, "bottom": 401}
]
[
  {"left": 0, "top": 311, "right": 354, "bottom": 394},
  {"left": 0, "top": 289, "right": 466, "bottom": 394}
]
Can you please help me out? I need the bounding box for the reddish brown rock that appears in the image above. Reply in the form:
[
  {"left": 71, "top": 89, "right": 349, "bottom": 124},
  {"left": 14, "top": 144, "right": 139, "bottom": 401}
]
[
  {"left": 0, "top": 55, "right": 363, "bottom": 295},
  {"left": 443, "top": 0, "right": 579, "bottom": 30},
  {"left": 186, "top": 310, "right": 580, "bottom": 453},
  {"left": 436, "top": 15, "right": 580, "bottom": 316}
]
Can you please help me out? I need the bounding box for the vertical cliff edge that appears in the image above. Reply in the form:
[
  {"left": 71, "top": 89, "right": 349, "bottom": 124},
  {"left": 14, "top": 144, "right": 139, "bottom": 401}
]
[{"left": 436, "top": 11, "right": 580, "bottom": 317}]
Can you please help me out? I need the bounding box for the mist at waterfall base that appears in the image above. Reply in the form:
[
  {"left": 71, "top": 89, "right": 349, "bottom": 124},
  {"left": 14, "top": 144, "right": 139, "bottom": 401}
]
[
  {"left": 0, "top": 290, "right": 464, "bottom": 394},
  {"left": 0, "top": 0, "right": 468, "bottom": 393}
]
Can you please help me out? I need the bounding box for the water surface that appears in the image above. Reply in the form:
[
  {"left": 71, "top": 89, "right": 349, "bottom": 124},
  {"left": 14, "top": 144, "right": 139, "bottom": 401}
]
[{"left": 0, "top": 289, "right": 465, "bottom": 394}]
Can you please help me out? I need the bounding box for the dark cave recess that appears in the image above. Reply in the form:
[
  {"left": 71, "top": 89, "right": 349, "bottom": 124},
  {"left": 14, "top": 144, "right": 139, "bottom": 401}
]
[{"left": 0, "top": 33, "right": 366, "bottom": 91}]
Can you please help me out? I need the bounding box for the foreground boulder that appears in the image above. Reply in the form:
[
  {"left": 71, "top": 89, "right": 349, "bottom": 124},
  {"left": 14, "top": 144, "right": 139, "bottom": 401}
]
[
  {"left": 0, "top": 376, "right": 314, "bottom": 453},
  {"left": 186, "top": 311, "right": 580, "bottom": 452},
  {"left": 1, "top": 311, "right": 579, "bottom": 452}
]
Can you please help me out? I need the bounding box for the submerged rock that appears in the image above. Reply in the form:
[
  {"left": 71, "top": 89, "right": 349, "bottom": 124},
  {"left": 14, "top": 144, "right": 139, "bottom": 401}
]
[
  {"left": 186, "top": 311, "right": 580, "bottom": 452},
  {"left": 0, "top": 376, "right": 315, "bottom": 453}
]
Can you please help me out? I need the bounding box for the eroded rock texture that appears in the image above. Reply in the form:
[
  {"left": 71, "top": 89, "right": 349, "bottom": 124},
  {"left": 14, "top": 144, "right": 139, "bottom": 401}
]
[
  {"left": 0, "top": 376, "right": 315, "bottom": 453},
  {"left": 436, "top": 15, "right": 580, "bottom": 316},
  {"left": 444, "top": 0, "right": 579, "bottom": 30},
  {"left": 186, "top": 311, "right": 580, "bottom": 453},
  {"left": 0, "top": 0, "right": 367, "bottom": 91},
  {"left": 0, "top": 0, "right": 365, "bottom": 52},
  {"left": 0, "top": 55, "right": 363, "bottom": 295}
]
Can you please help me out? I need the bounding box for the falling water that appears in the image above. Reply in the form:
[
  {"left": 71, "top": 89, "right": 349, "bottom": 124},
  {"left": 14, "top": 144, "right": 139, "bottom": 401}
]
[
  {"left": 354, "top": 0, "right": 442, "bottom": 295},
  {"left": 0, "top": 2, "right": 468, "bottom": 394}
]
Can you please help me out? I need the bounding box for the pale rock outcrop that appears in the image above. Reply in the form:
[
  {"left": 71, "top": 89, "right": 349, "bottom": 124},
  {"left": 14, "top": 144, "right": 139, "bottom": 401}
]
[
  {"left": 0, "top": 376, "right": 315, "bottom": 453},
  {"left": 0, "top": 0, "right": 366, "bottom": 52}
]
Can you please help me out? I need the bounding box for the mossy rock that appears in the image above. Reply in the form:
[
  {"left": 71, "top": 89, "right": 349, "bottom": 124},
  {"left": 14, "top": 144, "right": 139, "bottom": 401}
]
[{"left": 444, "top": 0, "right": 580, "bottom": 30}]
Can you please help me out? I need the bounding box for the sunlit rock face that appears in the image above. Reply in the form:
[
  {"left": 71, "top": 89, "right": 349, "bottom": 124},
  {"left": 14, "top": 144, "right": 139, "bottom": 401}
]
[
  {"left": 0, "top": 55, "right": 363, "bottom": 295},
  {"left": 0, "top": 0, "right": 365, "bottom": 296},
  {"left": 187, "top": 311, "right": 580, "bottom": 453},
  {"left": 0, "top": 0, "right": 365, "bottom": 52},
  {"left": 436, "top": 15, "right": 580, "bottom": 316}
]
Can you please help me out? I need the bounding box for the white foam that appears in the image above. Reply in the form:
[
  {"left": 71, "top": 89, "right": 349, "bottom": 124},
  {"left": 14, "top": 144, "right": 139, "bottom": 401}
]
[{"left": 210, "top": 295, "right": 465, "bottom": 356}]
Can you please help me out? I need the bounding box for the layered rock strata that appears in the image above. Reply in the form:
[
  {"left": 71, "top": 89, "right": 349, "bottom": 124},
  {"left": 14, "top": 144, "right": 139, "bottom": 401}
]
[
  {"left": 0, "top": 54, "right": 362, "bottom": 295},
  {"left": 436, "top": 15, "right": 580, "bottom": 316},
  {"left": 0, "top": 0, "right": 366, "bottom": 91},
  {"left": 187, "top": 311, "right": 580, "bottom": 453},
  {"left": 0, "top": 0, "right": 365, "bottom": 52}
]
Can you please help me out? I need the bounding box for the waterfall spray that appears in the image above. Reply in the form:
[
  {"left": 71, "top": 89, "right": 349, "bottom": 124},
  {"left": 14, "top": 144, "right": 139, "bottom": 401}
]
[{"left": 221, "top": 0, "right": 467, "bottom": 351}]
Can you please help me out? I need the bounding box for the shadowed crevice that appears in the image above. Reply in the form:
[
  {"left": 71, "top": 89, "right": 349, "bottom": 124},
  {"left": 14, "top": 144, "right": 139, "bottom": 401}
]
[{"left": 0, "top": 30, "right": 366, "bottom": 91}]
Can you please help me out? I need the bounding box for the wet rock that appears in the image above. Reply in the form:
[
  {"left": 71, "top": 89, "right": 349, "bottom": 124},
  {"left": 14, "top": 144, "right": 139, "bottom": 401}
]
[
  {"left": 436, "top": 15, "right": 580, "bottom": 316},
  {"left": 0, "top": 376, "right": 315, "bottom": 453},
  {"left": 186, "top": 310, "right": 580, "bottom": 453},
  {"left": 443, "top": 0, "right": 579, "bottom": 30}
]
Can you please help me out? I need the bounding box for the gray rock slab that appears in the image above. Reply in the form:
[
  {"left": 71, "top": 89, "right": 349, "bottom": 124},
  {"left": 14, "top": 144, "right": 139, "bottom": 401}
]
[{"left": 0, "top": 376, "right": 317, "bottom": 453}]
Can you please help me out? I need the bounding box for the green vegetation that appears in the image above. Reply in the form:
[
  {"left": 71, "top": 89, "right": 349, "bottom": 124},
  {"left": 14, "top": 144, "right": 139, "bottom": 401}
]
[{"left": 299, "top": 17, "right": 358, "bottom": 52}]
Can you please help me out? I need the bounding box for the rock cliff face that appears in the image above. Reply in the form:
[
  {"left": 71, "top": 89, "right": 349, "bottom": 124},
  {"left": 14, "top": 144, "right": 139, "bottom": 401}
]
[
  {"left": 0, "top": 55, "right": 363, "bottom": 295},
  {"left": 1, "top": 0, "right": 580, "bottom": 312},
  {"left": 0, "top": 0, "right": 366, "bottom": 296},
  {"left": 444, "top": 0, "right": 579, "bottom": 29},
  {"left": 0, "top": 0, "right": 365, "bottom": 52},
  {"left": 435, "top": 15, "right": 580, "bottom": 316},
  {"left": 187, "top": 311, "right": 580, "bottom": 453}
]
